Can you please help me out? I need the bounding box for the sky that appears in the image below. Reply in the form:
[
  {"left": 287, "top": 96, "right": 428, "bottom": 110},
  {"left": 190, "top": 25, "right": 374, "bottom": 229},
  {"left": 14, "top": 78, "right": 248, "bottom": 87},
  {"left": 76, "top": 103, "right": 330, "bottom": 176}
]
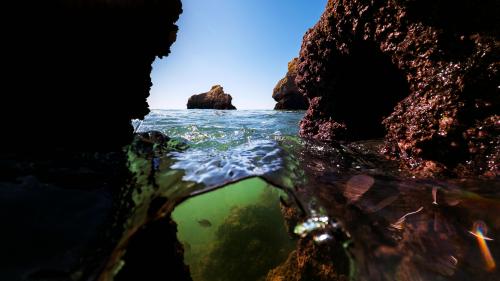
[{"left": 148, "top": 0, "right": 327, "bottom": 109}]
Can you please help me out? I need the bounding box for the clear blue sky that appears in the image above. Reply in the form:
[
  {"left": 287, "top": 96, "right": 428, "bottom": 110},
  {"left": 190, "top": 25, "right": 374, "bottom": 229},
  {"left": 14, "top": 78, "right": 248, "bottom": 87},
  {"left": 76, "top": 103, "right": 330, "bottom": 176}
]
[{"left": 148, "top": 0, "right": 327, "bottom": 109}]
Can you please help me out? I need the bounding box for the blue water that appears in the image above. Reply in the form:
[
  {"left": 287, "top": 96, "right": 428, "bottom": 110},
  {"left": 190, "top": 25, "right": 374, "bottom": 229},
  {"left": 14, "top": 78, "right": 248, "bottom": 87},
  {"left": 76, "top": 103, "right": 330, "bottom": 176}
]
[{"left": 134, "top": 109, "right": 304, "bottom": 186}]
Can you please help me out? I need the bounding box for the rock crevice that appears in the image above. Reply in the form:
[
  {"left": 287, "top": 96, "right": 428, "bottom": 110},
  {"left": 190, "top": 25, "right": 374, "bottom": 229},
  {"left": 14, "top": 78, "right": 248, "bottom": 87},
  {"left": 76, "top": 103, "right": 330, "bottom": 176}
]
[{"left": 296, "top": 0, "right": 499, "bottom": 177}]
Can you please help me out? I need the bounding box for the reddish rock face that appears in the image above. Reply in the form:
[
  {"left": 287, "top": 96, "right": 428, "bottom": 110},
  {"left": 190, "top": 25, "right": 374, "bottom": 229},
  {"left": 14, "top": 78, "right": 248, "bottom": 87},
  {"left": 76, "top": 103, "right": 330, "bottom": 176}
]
[
  {"left": 273, "top": 58, "right": 309, "bottom": 110},
  {"left": 187, "top": 85, "right": 237, "bottom": 110},
  {"left": 296, "top": 0, "right": 499, "bottom": 177}
]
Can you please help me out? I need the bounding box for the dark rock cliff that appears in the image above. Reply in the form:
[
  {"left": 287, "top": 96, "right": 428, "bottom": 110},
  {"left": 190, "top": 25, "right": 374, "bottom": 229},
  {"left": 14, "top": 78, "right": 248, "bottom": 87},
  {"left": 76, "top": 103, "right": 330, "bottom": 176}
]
[
  {"left": 3, "top": 0, "right": 182, "bottom": 152},
  {"left": 296, "top": 0, "right": 499, "bottom": 177},
  {"left": 187, "top": 85, "right": 237, "bottom": 110},
  {"left": 1, "top": 1, "right": 190, "bottom": 281},
  {"left": 273, "top": 58, "right": 309, "bottom": 110}
]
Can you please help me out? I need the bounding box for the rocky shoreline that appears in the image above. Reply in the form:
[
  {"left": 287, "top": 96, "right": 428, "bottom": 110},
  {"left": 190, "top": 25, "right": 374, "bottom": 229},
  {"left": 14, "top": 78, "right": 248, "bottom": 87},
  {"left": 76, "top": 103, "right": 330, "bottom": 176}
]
[{"left": 1, "top": 1, "right": 498, "bottom": 281}]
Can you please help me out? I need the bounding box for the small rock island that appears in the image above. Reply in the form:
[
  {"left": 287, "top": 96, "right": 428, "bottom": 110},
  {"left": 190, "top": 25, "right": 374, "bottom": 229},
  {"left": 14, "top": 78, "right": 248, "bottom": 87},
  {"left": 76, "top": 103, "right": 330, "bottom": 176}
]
[
  {"left": 272, "top": 58, "right": 309, "bottom": 110},
  {"left": 187, "top": 85, "right": 237, "bottom": 110}
]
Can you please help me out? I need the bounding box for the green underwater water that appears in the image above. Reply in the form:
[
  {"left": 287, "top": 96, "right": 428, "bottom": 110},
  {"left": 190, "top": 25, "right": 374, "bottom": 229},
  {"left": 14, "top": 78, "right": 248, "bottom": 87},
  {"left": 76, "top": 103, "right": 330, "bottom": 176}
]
[
  {"left": 125, "top": 110, "right": 500, "bottom": 281},
  {"left": 172, "top": 177, "right": 296, "bottom": 281}
]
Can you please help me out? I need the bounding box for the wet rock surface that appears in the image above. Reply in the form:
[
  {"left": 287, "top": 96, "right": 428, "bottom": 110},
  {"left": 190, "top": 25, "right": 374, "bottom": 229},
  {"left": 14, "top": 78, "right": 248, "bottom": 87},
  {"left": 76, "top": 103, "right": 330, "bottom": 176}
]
[
  {"left": 187, "top": 85, "right": 237, "bottom": 110},
  {"left": 97, "top": 132, "right": 195, "bottom": 281},
  {"left": 273, "top": 58, "right": 309, "bottom": 110},
  {"left": 295, "top": 0, "right": 499, "bottom": 177},
  {"left": 0, "top": 131, "right": 193, "bottom": 281},
  {"left": 2, "top": 1, "right": 499, "bottom": 280},
  {"left": 266, "top": 238, "right": 348, "bottom": 281},
  {"left": 266, "top": 205, "right": 349, "bottom": 281},
  {"left": 266, "top": 137, "right": 500, "bottom": 281}
]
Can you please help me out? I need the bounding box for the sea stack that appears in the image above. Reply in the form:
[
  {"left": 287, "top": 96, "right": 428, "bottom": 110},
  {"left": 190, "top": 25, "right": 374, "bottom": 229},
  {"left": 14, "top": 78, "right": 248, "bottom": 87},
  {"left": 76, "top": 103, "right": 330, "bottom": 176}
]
[
  {"left": 295, "top": 0, "right": 499, "bottom": 177},
  {"left": 273, "top": 58, "right": 309, "bottom": 110},
  {"left": 187, "top": 85, "right": 237, "bottom": 110}
]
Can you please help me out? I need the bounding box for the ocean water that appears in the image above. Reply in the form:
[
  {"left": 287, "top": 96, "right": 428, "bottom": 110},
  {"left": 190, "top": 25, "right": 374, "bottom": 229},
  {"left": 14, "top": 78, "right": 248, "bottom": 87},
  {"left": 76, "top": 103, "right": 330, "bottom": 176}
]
[
  {"left": 122, "top": 109, "right": 500, "bottom": 281},
  {"left": 134, "top": 109, "right": 303, "bottom": 186}
]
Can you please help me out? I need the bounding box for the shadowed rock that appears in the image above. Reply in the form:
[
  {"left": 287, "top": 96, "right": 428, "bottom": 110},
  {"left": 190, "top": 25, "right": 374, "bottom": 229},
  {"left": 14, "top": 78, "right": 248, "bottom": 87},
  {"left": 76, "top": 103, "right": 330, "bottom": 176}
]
[
  {"left": 296, "top": 0, "right": 499, "bottom": 177},
  {"left": 273, "top": 58, "right": 309, "bottom": 110},
  {"left": 3, "top": 0, "right": 182, "bottom": 152},
  {"left": 187, "top": 85, "right": 237, "bottom": 110},
  {"left": 1, "top": 1, "right": 190, "bottom": 281},
  {"left": 114, "top": 217, "right": 192, "bottom": 281}
]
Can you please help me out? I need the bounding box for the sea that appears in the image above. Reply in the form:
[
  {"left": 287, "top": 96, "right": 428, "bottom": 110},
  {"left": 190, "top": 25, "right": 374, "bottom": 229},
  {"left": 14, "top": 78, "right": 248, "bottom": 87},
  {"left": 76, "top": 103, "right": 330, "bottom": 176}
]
[{"left": 121, "top": 109, "right": 500, "bottom": 281}]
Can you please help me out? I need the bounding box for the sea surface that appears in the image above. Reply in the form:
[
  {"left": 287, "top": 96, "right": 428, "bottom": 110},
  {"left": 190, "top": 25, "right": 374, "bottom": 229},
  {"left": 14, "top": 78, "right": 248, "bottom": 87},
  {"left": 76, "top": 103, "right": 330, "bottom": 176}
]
[
  {"left": 123, "top": 109, "right": 500, "bottom": 281},
  {"left": 134, "top": 109, "right": 301, "bottom": 186}
]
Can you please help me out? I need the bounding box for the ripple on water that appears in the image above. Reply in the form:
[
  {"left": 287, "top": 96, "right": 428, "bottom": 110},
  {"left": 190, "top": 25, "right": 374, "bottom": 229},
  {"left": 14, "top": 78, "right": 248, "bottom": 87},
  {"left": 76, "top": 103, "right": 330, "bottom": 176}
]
[
  {"left": 169, "top": 140, "right": 283, "bottom": 186},
  {"left": 135, "top": 110, "right": 304, "bottom": 186}
]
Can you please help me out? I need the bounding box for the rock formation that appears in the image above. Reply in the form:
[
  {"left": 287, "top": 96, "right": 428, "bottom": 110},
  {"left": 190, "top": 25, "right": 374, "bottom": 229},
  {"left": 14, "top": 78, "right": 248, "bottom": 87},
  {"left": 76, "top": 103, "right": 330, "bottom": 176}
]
[
  {"left": 295, "top": 0, "right": 499, "bottom": 177},
  {"left": 266, "top": 205, "right": 349, "bottom": 281},
  {"left": 200, "top": 197, "right": 295, "bottom": 281},
  {"left": 114, "top": 216, "right": 193, "bottom": 281},
  {"left": 273, "top": 58, "right": 309, "bottom": 110},
  {"left": 1, "top": 1, "right": 190, "bottom": 281},
  {"left": 3, "top": 0, "right": 182, "bottom": 152},
  {"left": 187, "top": 85, "right": 237, "bottom": 110}
]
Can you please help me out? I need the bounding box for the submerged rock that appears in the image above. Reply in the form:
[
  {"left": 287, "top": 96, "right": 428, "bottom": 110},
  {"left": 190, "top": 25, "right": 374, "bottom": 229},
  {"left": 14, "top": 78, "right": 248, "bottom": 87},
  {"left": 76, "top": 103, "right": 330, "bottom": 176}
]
[
  {"left": 266, "top": 205, "right": 349, "bottom": 281},
  {"left": 273, "top": 58, "right": 309, "bottom": 110},
  {"left": 296, "top": 0, "right": 499, "bottom": 177},
  {"left": 266, "top": 238, "right": 348, "bottom": 281},
  {"left": 187, "top": 85, "right": 237, "bottom": 110},
  {"left": 199, "top": 195, "right": 294, "bottom": 281},
  {"left": 114, "top": 217, "right": 192, "bottom": 281}
]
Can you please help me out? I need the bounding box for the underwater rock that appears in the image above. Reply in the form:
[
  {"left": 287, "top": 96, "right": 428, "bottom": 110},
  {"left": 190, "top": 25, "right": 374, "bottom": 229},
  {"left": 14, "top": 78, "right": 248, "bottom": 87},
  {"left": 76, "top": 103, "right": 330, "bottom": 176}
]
[
  {"left": 114, "top": 216, "right": 192, "bottom": 281},
  {"left": 199, "top": 198, "right": 294, "bottom": 281},
  {"left": 97, "top": 132, "right": 196, "bottom": 281},
  {"left": 265, "top": 238, "right": 348, "bottom": 281},
  {"left": 273, "top": 58, "right": 309, "bottom": 110},
  {"left": 132, "top": 131, "right": 187, "bottom": 154},
  {"left": 3, "top": 0, "right": 182, "bottom": 151},
  {"left": 187, "top": 85, "right": 237, "bottom": 110},
  {"left": 136, "top": 131, "right": 171, "bottom": 145},
  {"left": 266, "top": 205, "right": 349, "bottom": 281},
  {"left": 296, "top": 0, "right": 499, "bottom": 177},
  {"left": 0, "top": 151, "right": 124, "bottom": 281}
]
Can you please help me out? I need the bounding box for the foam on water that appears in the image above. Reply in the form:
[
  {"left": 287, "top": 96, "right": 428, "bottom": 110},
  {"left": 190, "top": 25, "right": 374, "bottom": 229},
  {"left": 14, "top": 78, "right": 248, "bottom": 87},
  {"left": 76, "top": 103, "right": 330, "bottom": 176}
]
[{"left": 134, "top": 109, "right": 304, "bottom": 186}]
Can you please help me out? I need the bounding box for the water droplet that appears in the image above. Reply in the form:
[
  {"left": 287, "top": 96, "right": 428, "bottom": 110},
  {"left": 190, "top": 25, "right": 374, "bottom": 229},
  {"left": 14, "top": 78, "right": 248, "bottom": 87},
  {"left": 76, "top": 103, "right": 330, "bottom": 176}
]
[
  {"left": 313, "top": 233, "right": 332, "bottom": 243},
  {"left": 294, "top": 215, "right": 330, "bottom": 238}
]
